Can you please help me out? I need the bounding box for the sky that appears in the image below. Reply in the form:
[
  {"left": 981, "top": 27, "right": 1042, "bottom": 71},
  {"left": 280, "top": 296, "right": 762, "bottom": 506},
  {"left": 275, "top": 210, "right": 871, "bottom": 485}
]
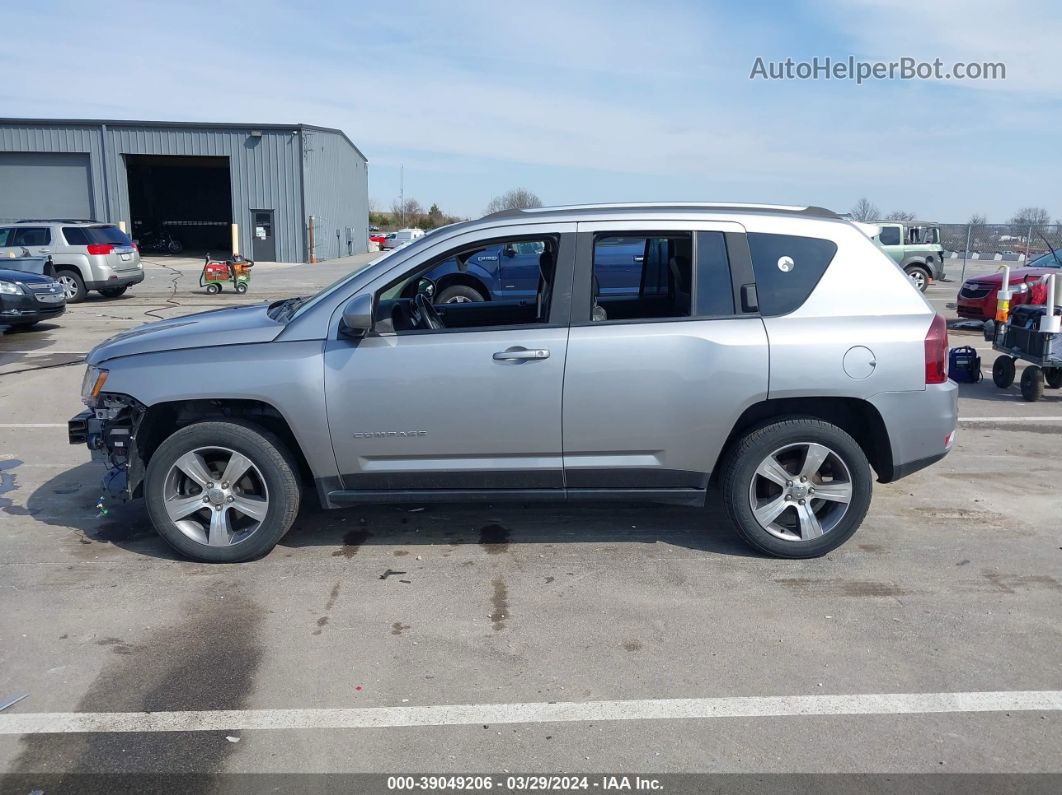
[{"left": 2, "top": 0, "right": 1060, "bottom": 221}]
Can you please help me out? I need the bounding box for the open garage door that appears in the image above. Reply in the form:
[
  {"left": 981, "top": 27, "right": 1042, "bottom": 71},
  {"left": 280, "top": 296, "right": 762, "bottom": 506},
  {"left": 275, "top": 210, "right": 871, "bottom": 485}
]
[
  {"left": 0, "top": 152, "right": 94, "bottom": 222},
  {"left": 126, "top": 155, "right": 232, "bottom": 255}
]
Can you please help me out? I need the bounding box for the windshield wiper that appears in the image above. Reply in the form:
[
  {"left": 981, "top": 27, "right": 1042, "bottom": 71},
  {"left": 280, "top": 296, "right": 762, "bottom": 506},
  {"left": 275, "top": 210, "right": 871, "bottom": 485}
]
[{"left": 269, "top": 297, "right": 306, "bottom": 322}]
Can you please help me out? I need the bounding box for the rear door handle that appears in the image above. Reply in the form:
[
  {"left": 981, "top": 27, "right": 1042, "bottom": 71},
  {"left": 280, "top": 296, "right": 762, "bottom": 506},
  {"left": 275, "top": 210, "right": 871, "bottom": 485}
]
[{"left": 493, "top": 347, "right": 550, "bottom": 361}]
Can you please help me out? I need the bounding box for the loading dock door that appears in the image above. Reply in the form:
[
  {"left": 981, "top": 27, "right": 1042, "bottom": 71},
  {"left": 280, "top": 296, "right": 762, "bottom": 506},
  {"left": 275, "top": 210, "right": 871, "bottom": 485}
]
[
  {"left": 251, "top": 210, "right": 276, "bottom": 261},
  {"left": 0, "top": 152, "right": 93, "bottom": 221}
]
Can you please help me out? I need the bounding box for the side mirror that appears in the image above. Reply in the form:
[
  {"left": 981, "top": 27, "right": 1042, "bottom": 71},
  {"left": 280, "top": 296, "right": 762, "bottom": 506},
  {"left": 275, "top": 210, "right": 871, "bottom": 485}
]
[
  {"left": 341, "top": 292, "right": 374, "bottom": 337},
  {"left": 416, "top": 277, "right": 436, "bottom": 298}
]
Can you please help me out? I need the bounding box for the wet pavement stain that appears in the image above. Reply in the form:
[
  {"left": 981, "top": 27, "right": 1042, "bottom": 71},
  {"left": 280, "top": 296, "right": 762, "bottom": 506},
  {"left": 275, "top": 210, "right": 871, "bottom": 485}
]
[
  {"left": 393, "top": 549, "right": 410, "bottom": 557},
  {"left": 8, "top": 593, "right": 265, "bottom": 789},
  {"left": 775, "top": 578, "right": 911, "bottom": 597},
  {"left": 312, "top": 616, "right": 330, "bottom": 636},
  {"left": 858, "top": 544, "right": 884, "bottom": 553},
  {"left": 392, "top": 622, "right": 411, "bottom": 636},
  {"left": 982, "top": 571, "right": 1062, "bottom": 594},
  {"left": 325, "top": 582, "right": 341, "bottom": 611},
  {"left": 96, "top": 637, "right": 142, "bottom": 656},
  {"left": 622, "top": 639, "right": 642, "bottom": 652},
  {"left": 0, "top": 459, "right": 30, "bottom": 516},
  {"left": 479, "top": 523, "right": 511, "bottom": 555},
  {"left": 332, "top": 529, "right": 372, "bottom": 558},
  {"left": 490, "top": 576, "right": 509, "bottom": 631}
]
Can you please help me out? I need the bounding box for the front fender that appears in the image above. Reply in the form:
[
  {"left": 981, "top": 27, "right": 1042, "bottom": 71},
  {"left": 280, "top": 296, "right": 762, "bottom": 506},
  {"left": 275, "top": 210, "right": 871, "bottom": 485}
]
[{"left": 98, "top": 340, "right": 338, "bottom": 479}]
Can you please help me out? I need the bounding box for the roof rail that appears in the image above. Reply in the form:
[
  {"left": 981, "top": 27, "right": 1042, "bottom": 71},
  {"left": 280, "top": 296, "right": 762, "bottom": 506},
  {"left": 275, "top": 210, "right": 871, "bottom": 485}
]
[
  {"left": 481, "top": 202, "right": 840, "bottom": 220},
  {"left": 16, "top": 218, "right": 101, "bottom": 224}
]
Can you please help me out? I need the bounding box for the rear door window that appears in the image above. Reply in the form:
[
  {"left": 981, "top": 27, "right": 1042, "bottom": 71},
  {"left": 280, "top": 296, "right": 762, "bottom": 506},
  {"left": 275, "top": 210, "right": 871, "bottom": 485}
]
[
  {"left": 694, "top": 232, "right": 734, "bottom": 317},
  {"left": 12, "top": 227, "right": 51, "bottom": 246},
  {"left": 747, "top": 232, "right": 837, "bottom": 316}
]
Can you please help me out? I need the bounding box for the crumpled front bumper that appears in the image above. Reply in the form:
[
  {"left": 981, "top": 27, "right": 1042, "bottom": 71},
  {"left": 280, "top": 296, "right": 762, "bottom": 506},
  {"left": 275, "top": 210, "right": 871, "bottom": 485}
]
[{"left": 69, "top": 405, "right": 141, "bottom": 502}]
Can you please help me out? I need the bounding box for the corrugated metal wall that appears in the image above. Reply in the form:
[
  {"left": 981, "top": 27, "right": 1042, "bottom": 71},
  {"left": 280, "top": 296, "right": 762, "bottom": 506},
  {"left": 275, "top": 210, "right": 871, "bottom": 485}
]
[
  {"left": 0, "top": 120, "right": 368, "bottom": 262},
  {"left": 301, "top": 128, "right": 369, "bottom": 260}
]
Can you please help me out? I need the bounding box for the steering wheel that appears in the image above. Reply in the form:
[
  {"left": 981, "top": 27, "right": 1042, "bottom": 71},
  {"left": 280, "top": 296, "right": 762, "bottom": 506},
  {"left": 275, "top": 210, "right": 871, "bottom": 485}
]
[{"left": 413, "top": 292, "right": 445, "bottom": 330}]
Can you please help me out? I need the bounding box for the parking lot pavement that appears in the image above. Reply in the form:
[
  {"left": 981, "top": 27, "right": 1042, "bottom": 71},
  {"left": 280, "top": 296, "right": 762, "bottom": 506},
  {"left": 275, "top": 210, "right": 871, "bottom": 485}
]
[{"left": 1, "top": 269, "right": 1061, "bottom": 783}]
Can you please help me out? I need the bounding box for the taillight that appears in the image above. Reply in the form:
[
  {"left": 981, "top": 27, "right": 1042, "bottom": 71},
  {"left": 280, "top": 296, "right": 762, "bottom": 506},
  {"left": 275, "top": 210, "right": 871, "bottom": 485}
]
[
  {"left": 924, "top": 313, "right": 948, "bottom": 384},
  {"left": 86, "top": 244, "right": 114, "bottom": 255},
  {"left": 132, "top": 242, "right": 139, "bottom": 252}
]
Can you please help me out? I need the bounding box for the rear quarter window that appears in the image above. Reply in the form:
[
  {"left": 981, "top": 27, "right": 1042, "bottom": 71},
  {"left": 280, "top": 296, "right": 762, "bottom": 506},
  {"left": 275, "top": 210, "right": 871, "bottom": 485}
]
[{"left": 747, "top": 232, "right": 838, "bottom": 316}]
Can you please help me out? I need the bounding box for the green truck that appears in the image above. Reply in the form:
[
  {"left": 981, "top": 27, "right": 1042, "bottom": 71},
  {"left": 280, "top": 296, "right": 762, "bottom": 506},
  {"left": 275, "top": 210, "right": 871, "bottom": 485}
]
[{"left": 872, "top": 223, "right": 945, "bottom": 292}]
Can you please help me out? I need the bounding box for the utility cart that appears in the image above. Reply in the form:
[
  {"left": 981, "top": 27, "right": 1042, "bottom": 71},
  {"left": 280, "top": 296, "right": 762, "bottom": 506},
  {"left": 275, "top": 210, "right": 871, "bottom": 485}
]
[
  {"left": 200, "top": 254, "right": 254, "bottom": 294},
  {"left": 990, "top": 302, "right": 1062, "bottom": 402}
]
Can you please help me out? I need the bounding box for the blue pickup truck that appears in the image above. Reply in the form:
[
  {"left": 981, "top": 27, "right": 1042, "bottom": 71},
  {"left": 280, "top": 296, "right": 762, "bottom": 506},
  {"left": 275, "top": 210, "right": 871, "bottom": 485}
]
[{"left": 424, "top": 238, "right": 645, "bottom": 303}]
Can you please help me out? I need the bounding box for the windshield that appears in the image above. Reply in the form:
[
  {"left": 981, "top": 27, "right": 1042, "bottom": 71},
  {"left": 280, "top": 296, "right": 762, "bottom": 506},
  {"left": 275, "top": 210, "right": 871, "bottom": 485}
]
[
  {"left": 290, "top": 223, "right": 464, "bottom": 320},
  {"left": 1028, "top": 250, "right": 1062, "bottom": 268}
]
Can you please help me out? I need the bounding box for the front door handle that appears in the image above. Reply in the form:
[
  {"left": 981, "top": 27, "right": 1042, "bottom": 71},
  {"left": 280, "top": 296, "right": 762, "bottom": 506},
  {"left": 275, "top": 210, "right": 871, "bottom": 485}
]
[
  {"left": 493, "top": 347, "right": 550, "bottom": 361},
  {"left": 38, "top": 248, "right": 51, "bottom": 254}
]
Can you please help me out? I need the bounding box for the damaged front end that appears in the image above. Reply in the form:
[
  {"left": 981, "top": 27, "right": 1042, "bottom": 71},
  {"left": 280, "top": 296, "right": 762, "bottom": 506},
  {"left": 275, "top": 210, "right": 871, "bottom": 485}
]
[{"left": 69, "top": 393, "right": 147, "bottom": 504}]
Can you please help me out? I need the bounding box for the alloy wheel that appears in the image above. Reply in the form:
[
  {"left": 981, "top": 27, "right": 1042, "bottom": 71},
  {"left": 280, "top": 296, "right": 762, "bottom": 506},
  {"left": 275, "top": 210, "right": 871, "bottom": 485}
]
[
  {"left": 57, "top": 274, "right": 79, "bottom": 300},
  {"left": 748, "top": 442, "right": 853, "bottom": 541},
  {"left": 162, "top": 446, "right": 270, "bottom": 547}
]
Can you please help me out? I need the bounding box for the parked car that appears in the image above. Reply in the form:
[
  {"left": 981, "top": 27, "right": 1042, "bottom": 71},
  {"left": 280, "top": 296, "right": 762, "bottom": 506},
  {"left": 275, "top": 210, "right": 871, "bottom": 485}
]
[
  {"left": 368, "top": 233, "right": 388, "bottom": 247},
  {"left": 381, "top": 228, "right": 425, "bottom": 250},
  {"left": 0, "top": 256, "right": 66, "bottom": 328},
  {"left": 69, "top": 202, "right": 956, "bottom": 563},
  {"left": 422, "top": 237, "right": 645, "bottom": 303},
  {"left": 957, "top": 249, "right": 1062, "bottom": 321},
  {"left": 871, "top": 222, "right": 945, "bottom": 292},
  {"left": 0, "top": 221, "right": 144, "bottom": 303}
]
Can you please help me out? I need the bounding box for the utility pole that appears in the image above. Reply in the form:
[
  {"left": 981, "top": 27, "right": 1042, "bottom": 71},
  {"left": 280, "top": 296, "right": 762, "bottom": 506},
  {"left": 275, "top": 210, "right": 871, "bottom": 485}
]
[{"left": 399, "top": 164, "right": 405, "bottom": 226}]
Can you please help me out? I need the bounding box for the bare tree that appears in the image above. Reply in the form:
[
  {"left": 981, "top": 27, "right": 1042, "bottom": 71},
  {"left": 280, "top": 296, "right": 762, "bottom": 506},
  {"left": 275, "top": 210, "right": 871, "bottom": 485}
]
[
  {"left": 967, "top": 213, "right": 987, "bottom": 226},
  {"left": 391, "top": 198, "right": 423, "bottom": 226},
  {"left": 849, "top": 197, "right": 880, "bottom": 222},
  {"left": 484, "top": 188, "right": 543, "bottom": 215},
  {"left": 1010, "top": 207, "right": 1051, "bottom": 227},
  {"left": 884, "top": 210, "right": 917, "bottom": 224}
]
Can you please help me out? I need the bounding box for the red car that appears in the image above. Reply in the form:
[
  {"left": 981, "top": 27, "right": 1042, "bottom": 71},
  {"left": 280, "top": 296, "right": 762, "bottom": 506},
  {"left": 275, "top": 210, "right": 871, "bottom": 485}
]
[{"left": 957, "top": 251, "right": 1062, "bottom": 320}]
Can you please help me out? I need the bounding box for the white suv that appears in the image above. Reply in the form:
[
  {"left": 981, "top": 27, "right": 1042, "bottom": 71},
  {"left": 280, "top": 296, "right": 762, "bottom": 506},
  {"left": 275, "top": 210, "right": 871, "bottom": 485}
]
[{"left": 0, "top": 220, "right": 144, "bottom": 302}]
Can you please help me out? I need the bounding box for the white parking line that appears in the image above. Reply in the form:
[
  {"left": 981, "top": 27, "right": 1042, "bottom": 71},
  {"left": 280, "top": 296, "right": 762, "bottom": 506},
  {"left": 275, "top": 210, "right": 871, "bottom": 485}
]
[
  {"left": 961, "top": 417, "right": 1062, "bottom": 422},
  {"left": 2, "top": 691, "right": 1060, "bottom": 735},
  {"left": 0, "top": 423, "right": 67, "bottom": 428}
]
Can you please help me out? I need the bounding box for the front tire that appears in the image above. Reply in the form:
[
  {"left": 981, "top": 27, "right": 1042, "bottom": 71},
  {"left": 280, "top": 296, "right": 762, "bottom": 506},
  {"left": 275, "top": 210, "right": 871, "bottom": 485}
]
[
  {"left": 144, "top": 421, "right": 300, "bottom": 563},
  {"left": 436, "top": 284, "right": 485, "bottom": 304},
  {"left": 1044, "top": 368, "right": 1062, "bottom": 389},
  {"left": 720, "top": 418, "right": 872, "bottom": 558}
]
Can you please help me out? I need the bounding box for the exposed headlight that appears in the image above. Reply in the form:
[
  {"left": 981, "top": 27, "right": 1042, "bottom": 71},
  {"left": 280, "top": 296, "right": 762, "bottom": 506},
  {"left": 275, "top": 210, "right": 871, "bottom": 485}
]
[
  {"left": 0, "top": 280, "right": 22, "bottom": 295},
  {"left": 81, "top": 366, "right": 109, "bottom": 406}
]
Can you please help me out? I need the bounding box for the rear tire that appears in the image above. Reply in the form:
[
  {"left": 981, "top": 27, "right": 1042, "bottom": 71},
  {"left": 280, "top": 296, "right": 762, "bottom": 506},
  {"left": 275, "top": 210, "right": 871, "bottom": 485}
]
[
  {"left": 98, "top": 285, "right": 129, "bottom": 298},
  {"left": 992, "top": 355, "right": 1015, "bottom": 388},
  {"left": 1044, "top": 368, "right": 1062, "bottom": 389},
  {"left": 720, "top": 417, "right": 872, "bottom": 558},
  {"left": 1020, "top": 366, "right": 1044, "bottom": 402},
  {"left": 56, "top": 269, "right": 87, "bottom": 303},
  {"left": 144, "top": 420, "right": 300, "bottom": 563},
  {"left": 436, "top": 284, "right": 485, "bottom": 304},
  {"left": 905, "top": 265, "right": 930, "bottom": 292},
  {"left": 206, "top": 282, "right": 221, "bottom": 294}
]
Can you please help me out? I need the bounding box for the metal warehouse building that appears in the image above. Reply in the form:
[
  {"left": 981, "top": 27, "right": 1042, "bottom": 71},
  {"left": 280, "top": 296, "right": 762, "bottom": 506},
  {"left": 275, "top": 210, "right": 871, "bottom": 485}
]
[{"left": 0, "top": 118, "right": 368, "bottom": 262}]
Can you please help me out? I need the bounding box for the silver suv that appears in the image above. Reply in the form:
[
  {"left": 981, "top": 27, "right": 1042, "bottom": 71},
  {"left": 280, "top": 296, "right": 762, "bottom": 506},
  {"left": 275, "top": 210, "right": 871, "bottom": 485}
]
[
  {"left": 69, "top": 203, "right": 957, "bottom": 563},
  {"left": 0, "top": 220, "right": 144, "bottom": 302}
]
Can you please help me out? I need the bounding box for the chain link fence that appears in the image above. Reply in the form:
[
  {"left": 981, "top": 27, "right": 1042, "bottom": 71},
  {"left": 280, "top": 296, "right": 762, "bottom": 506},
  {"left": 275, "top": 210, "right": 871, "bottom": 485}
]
[{"left": 938, "top": 223, "right": 1062, "bottom": 281}]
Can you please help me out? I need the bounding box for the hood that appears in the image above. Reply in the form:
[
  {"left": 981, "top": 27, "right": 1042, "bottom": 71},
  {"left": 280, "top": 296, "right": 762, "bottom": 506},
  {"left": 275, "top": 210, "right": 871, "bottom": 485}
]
[
  {"left": 0, "top": 268, "right": 55, "bottom": 285},
  {"left": 964, "top": 266, "right": 1060, "bottom": 286},
  {"left": 87, "top": 303, "right": 283, "bottom": 365}
]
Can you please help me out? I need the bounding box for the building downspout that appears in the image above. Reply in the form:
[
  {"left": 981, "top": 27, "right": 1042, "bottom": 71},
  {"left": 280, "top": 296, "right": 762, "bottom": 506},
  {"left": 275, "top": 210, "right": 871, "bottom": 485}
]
[
  {"left": 99, "top": 123, "right": 112, "bottom": 222},
  {"left": 297, "top": 126, "right": 308, "bottom": 264}
]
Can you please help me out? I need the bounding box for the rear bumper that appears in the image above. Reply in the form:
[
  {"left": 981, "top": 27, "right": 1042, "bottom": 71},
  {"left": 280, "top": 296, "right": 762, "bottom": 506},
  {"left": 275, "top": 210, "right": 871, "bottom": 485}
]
[
  {"left": 85, "top": 270, "right": 144, "bottom": 291},
  {"left": 870, "top": 381, "right": 958, "bottom": 483}
]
